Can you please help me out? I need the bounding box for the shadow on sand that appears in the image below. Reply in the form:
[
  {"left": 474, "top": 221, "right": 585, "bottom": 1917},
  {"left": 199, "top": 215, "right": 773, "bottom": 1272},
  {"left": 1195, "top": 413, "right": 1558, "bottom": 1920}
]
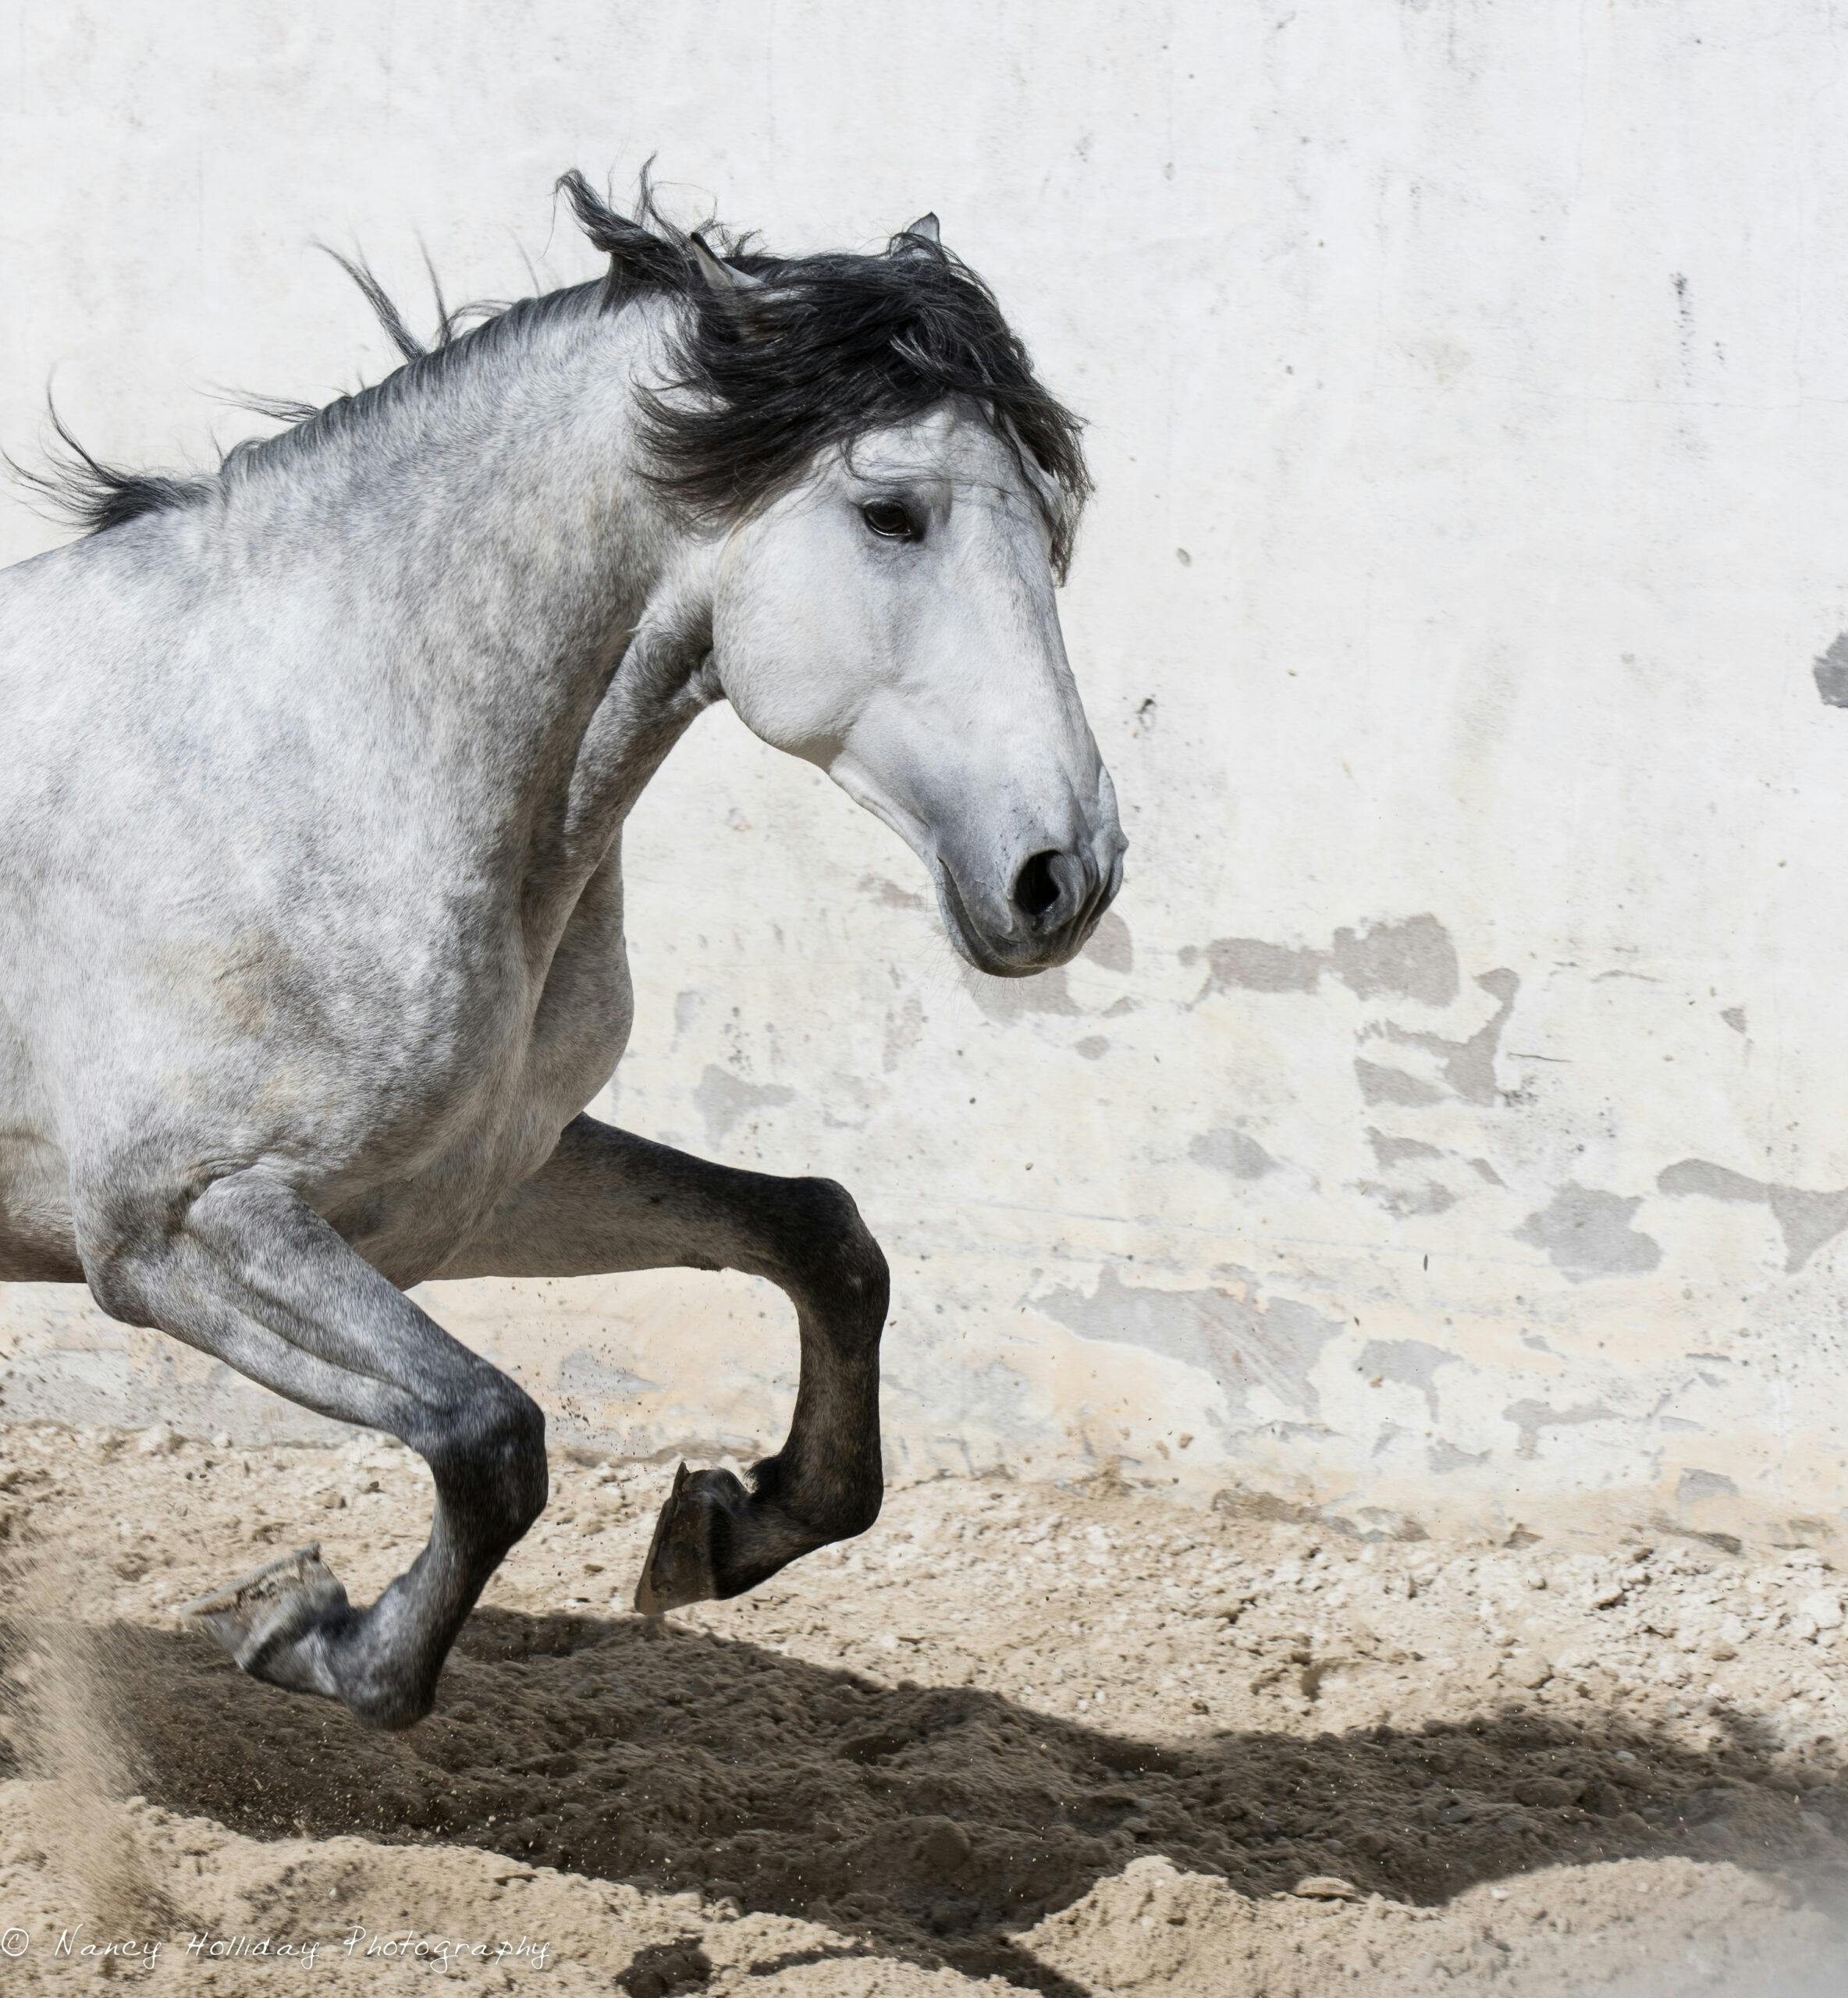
[{"left": 9, "top": 1606, "right": 1847, "bottom": 1991}]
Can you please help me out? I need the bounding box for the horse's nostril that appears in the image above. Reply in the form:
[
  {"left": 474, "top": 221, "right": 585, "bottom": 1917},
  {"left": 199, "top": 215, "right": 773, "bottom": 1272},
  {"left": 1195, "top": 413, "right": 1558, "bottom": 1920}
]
[{"left": 1012, "top": 850, "right": 1064, "bottom": 924}]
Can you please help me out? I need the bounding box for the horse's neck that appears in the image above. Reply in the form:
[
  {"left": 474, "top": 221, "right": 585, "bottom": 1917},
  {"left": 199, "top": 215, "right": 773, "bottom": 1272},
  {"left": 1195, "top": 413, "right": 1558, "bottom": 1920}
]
[{"left": 251, "top": 299, "right": 719, "bottom": 875}]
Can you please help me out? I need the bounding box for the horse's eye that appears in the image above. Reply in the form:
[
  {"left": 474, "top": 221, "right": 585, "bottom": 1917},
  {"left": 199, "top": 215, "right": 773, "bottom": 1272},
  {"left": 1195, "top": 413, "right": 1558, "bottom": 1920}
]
[{"left": 861, "top": 500, "right": 919, "bottom": 542}]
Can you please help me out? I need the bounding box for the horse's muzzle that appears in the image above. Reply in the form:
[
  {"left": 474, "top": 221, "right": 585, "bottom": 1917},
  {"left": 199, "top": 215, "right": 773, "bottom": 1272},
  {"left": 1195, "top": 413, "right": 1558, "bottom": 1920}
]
[{"left": 939, "top": 831, "right": 1126, "bottom": 978}]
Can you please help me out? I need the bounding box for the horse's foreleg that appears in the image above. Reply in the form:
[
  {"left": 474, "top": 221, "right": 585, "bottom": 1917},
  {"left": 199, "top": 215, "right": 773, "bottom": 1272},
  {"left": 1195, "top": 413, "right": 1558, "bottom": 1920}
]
[
  {"left": 80, "top": 1169, "right": 546, "bottom": 1730},
  {"left": 442, "top": 1115, "right": 889, "bottom": 1612}
]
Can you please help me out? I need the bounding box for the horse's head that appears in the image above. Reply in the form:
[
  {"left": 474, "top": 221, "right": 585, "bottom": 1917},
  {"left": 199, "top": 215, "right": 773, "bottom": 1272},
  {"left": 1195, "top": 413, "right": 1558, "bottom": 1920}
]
[
  {"left": 713, "top": 396, "right": 1123, "bottom": 977},
  {"left": 603, "top": 191, "right": 1125, "bottom": 977}
]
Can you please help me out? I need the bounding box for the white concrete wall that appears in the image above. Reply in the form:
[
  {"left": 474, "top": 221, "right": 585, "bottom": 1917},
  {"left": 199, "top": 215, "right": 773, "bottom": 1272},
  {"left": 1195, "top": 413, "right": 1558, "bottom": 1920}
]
[{"left": 5, "top": 1, "right": 1848, "bottom": 1546}]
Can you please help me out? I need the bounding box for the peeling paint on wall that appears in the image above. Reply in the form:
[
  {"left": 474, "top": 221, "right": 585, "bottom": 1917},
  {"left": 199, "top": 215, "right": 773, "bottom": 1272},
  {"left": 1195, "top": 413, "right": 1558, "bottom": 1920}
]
[
  {"left": 1358, "top": 1179, "right": 1455, "bottom": 1218},
  {"left": 1188, "top": 915, "right": 1459, "bottom": 1008},
  {"left": 1086, "top": 912, "right": 1135, "bottom": 974},
  {"left": 1513, "top": 1186, "right": 1661, "bottom": 1282},
  {"left": 1814, "top": 632, "right": 1848, "bottom": 708},
  {"left": 1504, "top": 1400, "right": 1620, "bottom": 1463},
  {"left": 1359, "top": 1338, "right": 1462, "bottom": 1418},
  {"left": 1656, "top": 1160, "right": 1848, "bottom": 1273},
  {"left": 1355, "top": 1059, "right": 1445, "bottom": 1108},
  {"left": 693, "top": 1066, "right": 796, "bottom": 1146},
  {"left": 1189, "top": 1127, "right": 1277, "bottom": 1179},
  {"left": 1677, "top": 1468, "right": 1739, "bottom": 1507},
  {"left": 1033, "top": 1267, "right": 1344, "bottom": 1431},
  {"left": 1365, "top": 969, "right": 1518, "bottom": 1107}
]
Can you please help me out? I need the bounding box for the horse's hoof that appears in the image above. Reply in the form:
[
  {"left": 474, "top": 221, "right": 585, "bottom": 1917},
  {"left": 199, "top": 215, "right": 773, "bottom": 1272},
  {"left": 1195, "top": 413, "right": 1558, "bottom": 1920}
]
[
  {"left": 178, "top": 1543, "right": 350, "bottom": 1685},
  {"left": 634, "top": 1462, "right": 745, "bottom": 1614}
]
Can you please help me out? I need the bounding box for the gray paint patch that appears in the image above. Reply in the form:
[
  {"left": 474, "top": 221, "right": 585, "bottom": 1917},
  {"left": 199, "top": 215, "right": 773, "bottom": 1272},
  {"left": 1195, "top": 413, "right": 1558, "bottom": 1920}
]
[
  {"left": 1190, "top": 915, "right": 1459, "bottom": 1008},
  {"left": 1372, "top": 1419, "right": 1410, "bottom": 1459},
  {"left": 1329, "top": 914, "right": 1460, "bottom": 1008},
  {"left": 1086, "top": 911, "right": 1134, "bottom": 974},
  {"left": 1189, "top": 1127, "right": 1276, "bottom": 1179},
  {"left": 1657, "top": 1159, "right": 1763, "bottom": 1204},
  {"left": 1814, "top": 631, "right": 1848, "bottom": 706},
  {"left": 1428, "top": 1438, "right": 1489, "bottom": 1474},
  {"left": 1366, "top": 1129, "right": 1444, "bottom": 1168},
  {"left": 1373, "top": 968, "right": 1519, "bottom": 1106},
  {"left": 1357, "top": 1179, "right": 1455, "bottom": 1218},
  {"left": 1075, "top": 1035, "right": 1111, "bottom": 1061},
  {"left": 1359, "top": 1336, "right": 1463, "bottom": 1416},
  {"left": 1721, "top": 1006, "right": 1747, "bottom": 1036},
  {"left": 1514, "top": 1184, "right": 1661, "bottom": 1281},
  {"left": 1768, "top": 1185, "right": 1848, "bottom": 1273},
  {"left": 1035, "top": 1266, "right": 1342, "bottom": 1420},
  {"left": 1677, "top": 1467, "right": 1740, "bottom": 1506},
  {"left": 693, "top": 1065, "right": 796, "bottom": 1145},
  {"left": 858, "top": 873, "right": 926, "bottom": 910},
  {"left": 1503, "top": 1398, "right": 1619, "bottom": 1461},
  {"left": 1657, "top": 1158, "right": 1848, "bottom": 1273},
  {"left": 1195, "top": 937, "right": 1323, "bottom": 994},
  {"left": 1355, "top": 1059, "right": 1445, "bottom": 1107}
]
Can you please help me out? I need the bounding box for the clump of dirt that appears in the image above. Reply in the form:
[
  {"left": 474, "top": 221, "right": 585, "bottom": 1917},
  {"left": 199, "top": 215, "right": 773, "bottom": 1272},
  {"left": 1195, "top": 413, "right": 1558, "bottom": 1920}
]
[{"left": 0, "top": 1420, "right": 1843, "bottom": 1993}]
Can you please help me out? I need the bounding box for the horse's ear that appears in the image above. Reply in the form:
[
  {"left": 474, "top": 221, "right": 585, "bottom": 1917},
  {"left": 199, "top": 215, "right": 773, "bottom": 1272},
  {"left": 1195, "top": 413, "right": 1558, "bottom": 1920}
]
[
  {"left": 892, "top": 213, "right": 942, "bottom": 258},
  {"left": 688, "top": 230, "right": 766, "bottom": 325}
]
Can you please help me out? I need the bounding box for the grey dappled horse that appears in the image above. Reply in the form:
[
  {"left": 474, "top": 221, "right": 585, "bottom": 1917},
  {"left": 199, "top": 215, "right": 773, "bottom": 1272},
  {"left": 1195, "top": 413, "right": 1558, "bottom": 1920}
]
[{"left": 0, "top": 175, "right": 1123, "bottom": 1728}]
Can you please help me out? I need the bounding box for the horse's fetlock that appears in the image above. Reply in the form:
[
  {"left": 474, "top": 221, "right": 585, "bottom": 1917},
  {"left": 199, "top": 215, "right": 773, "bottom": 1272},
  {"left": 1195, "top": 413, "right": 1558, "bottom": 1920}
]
[{"left": 343, "top": 1669, "right": 439, "bottom": 1733}]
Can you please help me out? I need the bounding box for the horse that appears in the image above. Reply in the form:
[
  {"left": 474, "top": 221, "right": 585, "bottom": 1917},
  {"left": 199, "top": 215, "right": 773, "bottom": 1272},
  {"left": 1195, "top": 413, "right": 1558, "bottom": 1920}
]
[{"left": 0, "top": 172, "right": 1125, "bottom": 1729}]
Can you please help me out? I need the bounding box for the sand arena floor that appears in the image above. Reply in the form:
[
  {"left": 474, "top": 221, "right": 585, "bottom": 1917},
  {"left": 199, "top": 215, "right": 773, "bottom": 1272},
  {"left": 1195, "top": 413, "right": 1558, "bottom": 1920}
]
[{"left": 0, "top": 1421, "right": 1844, "bottom": 1994}]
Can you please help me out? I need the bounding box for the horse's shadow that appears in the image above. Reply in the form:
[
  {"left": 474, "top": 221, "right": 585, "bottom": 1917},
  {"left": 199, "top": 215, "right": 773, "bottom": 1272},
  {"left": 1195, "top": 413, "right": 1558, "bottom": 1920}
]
[{"left": 38, "top": 1607, "right": 1848, "bottom": 1991}]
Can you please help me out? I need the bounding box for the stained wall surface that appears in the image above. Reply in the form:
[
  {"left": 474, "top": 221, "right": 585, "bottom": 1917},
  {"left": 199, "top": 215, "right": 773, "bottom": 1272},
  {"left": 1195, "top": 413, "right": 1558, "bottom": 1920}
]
[{"left": 3, "top": 2, "right": 1846, "bottom": 1546}]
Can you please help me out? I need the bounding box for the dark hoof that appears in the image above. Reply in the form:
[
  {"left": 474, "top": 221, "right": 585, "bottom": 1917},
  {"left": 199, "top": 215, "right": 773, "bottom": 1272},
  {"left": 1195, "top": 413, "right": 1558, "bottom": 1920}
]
[
  {"left": 634, "top": 1462, "right": 748, "bottom": 1614},
  {"left": 179, "top": 1543, "right": 350, "bottom": 1686}
]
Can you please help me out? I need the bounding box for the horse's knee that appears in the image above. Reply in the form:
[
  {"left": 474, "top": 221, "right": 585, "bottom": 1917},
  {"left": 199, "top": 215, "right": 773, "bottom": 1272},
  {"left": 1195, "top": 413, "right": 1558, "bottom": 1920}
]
[
  {"left": 784, "top": 1175, "right": 890, "bottom": 1331},
  {"left": 428, "top": 1376, "right": 549, "bottom": 1544}
]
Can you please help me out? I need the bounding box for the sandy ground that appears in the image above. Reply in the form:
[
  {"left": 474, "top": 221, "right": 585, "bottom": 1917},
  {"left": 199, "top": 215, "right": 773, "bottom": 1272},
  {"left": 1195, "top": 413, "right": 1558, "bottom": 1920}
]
[{"left": 0, "top": 1424, "right": 1844, "bottom": 1993}]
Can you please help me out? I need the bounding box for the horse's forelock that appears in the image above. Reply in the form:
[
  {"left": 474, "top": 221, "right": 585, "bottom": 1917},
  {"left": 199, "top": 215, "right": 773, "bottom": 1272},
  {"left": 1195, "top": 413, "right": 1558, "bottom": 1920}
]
[{"left": 559, "top": 169, "right": 1091, "bottom": 578}]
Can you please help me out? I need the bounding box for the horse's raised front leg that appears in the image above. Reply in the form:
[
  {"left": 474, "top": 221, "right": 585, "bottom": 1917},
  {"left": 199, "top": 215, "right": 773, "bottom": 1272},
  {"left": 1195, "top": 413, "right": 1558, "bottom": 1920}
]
[
  {"left": 79, "top": 1170, "right": 547, "bottom": 1730},
  {"left": 440, "top": 1115, "right": 889, "bottom": 1613}
]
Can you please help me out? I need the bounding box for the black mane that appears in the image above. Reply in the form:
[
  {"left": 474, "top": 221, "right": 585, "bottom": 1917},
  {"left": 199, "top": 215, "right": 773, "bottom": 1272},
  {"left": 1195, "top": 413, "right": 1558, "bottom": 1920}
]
[
  {"left": 14, "top": 170, "right": 1091, "bottom": 577},
  {"left": 557, "top": 170, "right": 1089, "bottom": 577}
]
